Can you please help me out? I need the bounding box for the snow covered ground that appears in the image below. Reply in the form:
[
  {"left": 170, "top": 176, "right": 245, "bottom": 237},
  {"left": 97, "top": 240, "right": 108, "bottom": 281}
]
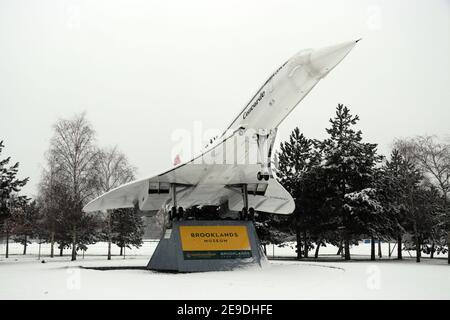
[{"left": 0, "top": 241, "right": 448, "bottom": 300}]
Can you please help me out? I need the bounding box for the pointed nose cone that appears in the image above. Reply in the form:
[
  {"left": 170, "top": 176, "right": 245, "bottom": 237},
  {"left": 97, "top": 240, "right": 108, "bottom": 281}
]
[{"left": 309, "top": 39, "right": 360, "bottom": 76}]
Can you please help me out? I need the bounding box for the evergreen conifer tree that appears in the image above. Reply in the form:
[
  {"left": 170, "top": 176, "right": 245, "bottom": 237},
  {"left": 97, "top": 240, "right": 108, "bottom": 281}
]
[{"left": 319, "top": 104, "right": 382, "bottom": 260}]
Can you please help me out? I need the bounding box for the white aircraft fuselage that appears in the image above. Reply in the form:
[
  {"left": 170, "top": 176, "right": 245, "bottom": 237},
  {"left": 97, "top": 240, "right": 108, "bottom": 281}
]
[
  {"left": 83, "top": 40, "right": 359, "bottom": 215},
  {"left": 225, "top": 40, "right": 359, "bottom": 134}
]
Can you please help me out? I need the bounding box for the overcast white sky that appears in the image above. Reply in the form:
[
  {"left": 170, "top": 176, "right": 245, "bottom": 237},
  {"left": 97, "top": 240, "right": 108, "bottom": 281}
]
[{"left": 1, "top": 0, "right": 449, "bottom": 197}]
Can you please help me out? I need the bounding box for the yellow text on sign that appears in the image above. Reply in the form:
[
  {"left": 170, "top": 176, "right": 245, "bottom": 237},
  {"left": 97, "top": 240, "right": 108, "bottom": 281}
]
[{"left": 179, "top": 226, "right": 251, "bottom": 251}]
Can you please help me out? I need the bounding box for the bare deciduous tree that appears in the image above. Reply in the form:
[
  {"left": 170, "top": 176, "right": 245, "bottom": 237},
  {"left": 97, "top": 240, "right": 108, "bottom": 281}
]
[
  {"left": 97, "top": 146, "right": 136, "bottom": 260},
  {"left": 394, "top": 136, "right": 450, "bottom": 198},
  {"left": 49, "top": 113, "right": 99, "bottom": 261},
  {"left": 97, "top": 146, "right": 136, "bottom": 194},
  {"left": 394, "top": 136, "right": 450, "bottom": 263},
  {"left": 37, "top": 155, "right": 70, "bottom": 258},
  {"left": 412, "top": 136, "right": 450, "bottom": 200}
]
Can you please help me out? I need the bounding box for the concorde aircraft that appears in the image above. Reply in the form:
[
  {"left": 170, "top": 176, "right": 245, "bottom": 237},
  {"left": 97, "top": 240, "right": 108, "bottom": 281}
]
[{"left": 84, "top": 40, "right": 360, "bottom": 217}]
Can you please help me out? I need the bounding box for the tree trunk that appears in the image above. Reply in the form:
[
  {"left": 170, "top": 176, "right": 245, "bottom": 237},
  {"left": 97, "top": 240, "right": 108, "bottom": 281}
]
[
  {"left": 107, "top": 211, "right": 112, "bottom": 260},
  {"left": 397, "top": 233, "right": 402, "bottom": 260},
  {"left": 370, "top": 237, "right": 375, "bottom": 261},
  {"left": 447, "top": 233, "right": 450, "bottom": 264},
  {"left": 377, "top": 239, "right": 382, "bottom": 258},
  {"left": 303, "top": 231, "right": 308, "bottom": 258},
  {"left": 107, "top": 239, "right": 112, "bottom": 260},
  {"left": 296, "top": 230, "right": 302, "bottom": 260},
  {"left": 314, "top": 243, "right": 321, "bottom": 259},
  {"left": 23, "top": 235, "right": 27, "bottom": 255},
  {"left": 50, "top": 231, "right": 55, "bottom": 258},
  {"left": 119, "top": 246, "right": 123, "bottom": 256},
  {"left": 336, "top": 240, "right": 343, "bottom": 255},
  {"left": 71, "top": 226, "right": 77, "bottom": 261},
  {"left": 445, "top": 196, "right": 449, "bottom": 265},
  {"left": 5, "top": 223, "right": 9, "bottom": 259},
  {"left": 430, "top": 242, "right": 435, "bottom": 259},
  {"left": 263, "top": 244, "right": 267, "bottom": 255},
  {"left": 344, "top": 237, "right": 351, "bottom": 260},
  {"left": 416, "top": 235, "right": 421, "bottom": 263}
]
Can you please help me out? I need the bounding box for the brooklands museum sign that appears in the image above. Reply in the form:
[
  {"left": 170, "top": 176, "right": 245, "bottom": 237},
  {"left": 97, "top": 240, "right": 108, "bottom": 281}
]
[{"left": 179, "top": 226, "right": 253, "bottom": 260}]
